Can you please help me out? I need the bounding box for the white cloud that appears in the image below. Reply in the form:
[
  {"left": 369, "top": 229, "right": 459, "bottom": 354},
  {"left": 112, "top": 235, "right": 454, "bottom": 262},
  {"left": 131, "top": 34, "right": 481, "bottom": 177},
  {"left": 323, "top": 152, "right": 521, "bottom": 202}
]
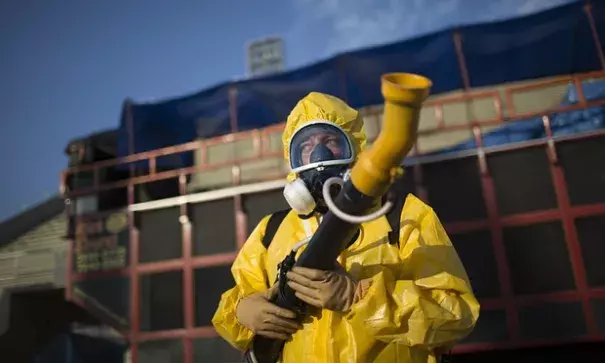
[{"left": 291, "top": 0, "right": 576, "bottom": 57}]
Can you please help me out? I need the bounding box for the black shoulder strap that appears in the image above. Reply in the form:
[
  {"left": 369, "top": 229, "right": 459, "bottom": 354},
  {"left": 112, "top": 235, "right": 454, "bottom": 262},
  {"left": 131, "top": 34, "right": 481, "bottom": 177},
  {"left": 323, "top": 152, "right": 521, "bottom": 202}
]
[
  {"left": 261, "top": 201, "right": 404, "bottom": 248},
  {"left": 261, "top": 209, "right": 290, "bottom": 249},
  {"left": 386, "top": 195, "right": 406, "bottom": 246}
]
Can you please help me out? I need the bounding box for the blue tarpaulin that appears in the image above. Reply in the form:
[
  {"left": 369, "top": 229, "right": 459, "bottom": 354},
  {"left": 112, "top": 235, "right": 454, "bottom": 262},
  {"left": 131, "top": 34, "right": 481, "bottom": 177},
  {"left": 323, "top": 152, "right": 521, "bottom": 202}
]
[{"left": 116, "top": 0, "right": 604, "bottom": 169}]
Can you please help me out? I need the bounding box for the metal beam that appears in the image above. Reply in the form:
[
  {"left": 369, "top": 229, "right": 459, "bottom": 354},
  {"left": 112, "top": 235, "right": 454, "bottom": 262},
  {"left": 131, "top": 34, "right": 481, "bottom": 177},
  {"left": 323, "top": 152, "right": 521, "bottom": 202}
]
[{"left": 128, "top": 179, "right": 287, "bottom": 213}]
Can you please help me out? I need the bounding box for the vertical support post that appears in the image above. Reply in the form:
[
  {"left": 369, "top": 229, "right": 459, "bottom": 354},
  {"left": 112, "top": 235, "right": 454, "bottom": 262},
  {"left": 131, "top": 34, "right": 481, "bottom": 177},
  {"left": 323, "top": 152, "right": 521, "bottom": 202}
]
[
  {"left": 230, "top": 86, "right": 248, "bottom": 363},
  {"left": 453, "top": 30, "right": 471, "bottom": 90},
  {"left": 128, "top": 183, "right": 140, "bottom": 363},
  {"left": 126, "top": 101, "right": 136, "bottom": 180},
  {"left": 228, "top": 85, "right": 240, "bottom": 178},
  {"left": 584, "top": 2, "right": 605, "bottom": 70},
  {"left": 228, "top": 85, "right": 249, "bottom": 250},
  {"left": 93, "top": 165, "right": 100, "bottom": 190},
  {"left": 572, "top": 76, "right": 588, "bottom": 107},
  {"left": 124, "top": 100, "right": 141, "bottom": 363},
  {"left": 233, "top": 167, "right": 248, "bottom": 250},
  {"left": 180, "top": 173, "right": 194, "bottom": 363},
  {"left": 472, "top": 126, "right": 519, "bottom": 342},
  {"left": 252, "top": 130, "right": 262, "bottom": 160},
  {"left": 453, "top": 30, "right": 479, "bottom": 140},
  {"left": 59, "top": 171, "right": 68, "bottom": 196},
  {"left": 64, "top": 199, "right": 75, "bottom": 301},
  {"left": 65, "top": 241, "right": 74, "bottom": 301},
  {"left": 542, "top": 116, "right": 597, "bottom": 335},
  {"left": 65, "top": 241, "right": 73, "bottom": 299},
  {"left": 149, "top": 157, "right": 157, "bottom": 175}
]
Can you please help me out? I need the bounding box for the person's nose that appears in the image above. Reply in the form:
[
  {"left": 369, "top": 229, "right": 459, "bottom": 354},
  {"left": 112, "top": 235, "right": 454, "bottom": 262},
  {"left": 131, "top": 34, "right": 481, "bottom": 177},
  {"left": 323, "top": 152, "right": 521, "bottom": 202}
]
[
  {"left": 309, "top": 144, "right": 335, "bottom": 163},
  {"left": 309, "top": 135, "right": 322, "bottom": 147}
]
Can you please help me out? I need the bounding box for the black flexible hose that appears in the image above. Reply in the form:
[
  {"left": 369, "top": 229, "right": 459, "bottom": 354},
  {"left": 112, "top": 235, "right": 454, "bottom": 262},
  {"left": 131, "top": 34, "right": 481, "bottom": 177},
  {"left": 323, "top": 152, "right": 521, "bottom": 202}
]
[{"left": 244, "top": 181, "right": 376, "bottom": 363}]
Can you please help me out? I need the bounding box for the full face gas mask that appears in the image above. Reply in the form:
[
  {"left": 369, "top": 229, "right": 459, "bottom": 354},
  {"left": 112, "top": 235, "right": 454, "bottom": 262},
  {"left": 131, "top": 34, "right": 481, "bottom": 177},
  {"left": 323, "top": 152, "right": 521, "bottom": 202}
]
[{"left": 283, "top": 121, "right": 355, "bottom": 216}]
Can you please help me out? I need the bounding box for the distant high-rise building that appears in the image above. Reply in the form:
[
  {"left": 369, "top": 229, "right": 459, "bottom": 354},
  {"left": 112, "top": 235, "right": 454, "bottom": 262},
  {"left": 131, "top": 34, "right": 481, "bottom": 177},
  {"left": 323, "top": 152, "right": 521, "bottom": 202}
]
[{"left": 246, "top": 37, "right": 285, "bottom": 78}]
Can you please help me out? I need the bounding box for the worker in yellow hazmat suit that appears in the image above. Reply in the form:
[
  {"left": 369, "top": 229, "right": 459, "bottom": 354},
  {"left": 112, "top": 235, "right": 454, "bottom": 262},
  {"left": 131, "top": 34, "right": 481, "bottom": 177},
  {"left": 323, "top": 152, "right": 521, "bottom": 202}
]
[{"left": 212, "top": 92, "right": 480, "bottom": 363}]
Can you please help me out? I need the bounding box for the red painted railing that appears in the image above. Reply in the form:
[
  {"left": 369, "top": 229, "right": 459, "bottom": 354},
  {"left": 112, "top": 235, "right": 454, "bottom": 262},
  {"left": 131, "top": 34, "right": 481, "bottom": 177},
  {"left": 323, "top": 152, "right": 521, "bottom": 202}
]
[{"left": 61, "top": 71, "right": 605, "bottom": 199}]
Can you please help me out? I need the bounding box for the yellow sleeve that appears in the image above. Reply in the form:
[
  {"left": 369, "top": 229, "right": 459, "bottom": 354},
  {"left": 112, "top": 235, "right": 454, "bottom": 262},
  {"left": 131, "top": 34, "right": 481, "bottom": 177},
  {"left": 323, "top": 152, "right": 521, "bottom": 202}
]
[
  {"left": 345, "top": 195, "right": 480, "bottom": 350},
  {"left": 211, "top": 216, "right": 272, "bottom": 351}
]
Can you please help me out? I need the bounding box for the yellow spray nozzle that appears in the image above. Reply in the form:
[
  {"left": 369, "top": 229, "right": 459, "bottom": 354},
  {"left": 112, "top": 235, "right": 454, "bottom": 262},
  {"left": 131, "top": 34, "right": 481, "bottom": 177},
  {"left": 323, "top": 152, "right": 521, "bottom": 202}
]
[
  {"left": 381, "top": 73, "right": 432, "bottom": 106},
  {"left": 350, "top": 72, "right": 432, "bottom": 197}
]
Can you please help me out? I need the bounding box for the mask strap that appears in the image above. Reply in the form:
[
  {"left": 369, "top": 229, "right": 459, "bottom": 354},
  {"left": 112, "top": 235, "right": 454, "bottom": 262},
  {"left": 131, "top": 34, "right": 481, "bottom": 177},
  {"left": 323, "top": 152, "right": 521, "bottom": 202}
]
[{"left": 302, "top": 218, "right": 314, "bottom": 238}]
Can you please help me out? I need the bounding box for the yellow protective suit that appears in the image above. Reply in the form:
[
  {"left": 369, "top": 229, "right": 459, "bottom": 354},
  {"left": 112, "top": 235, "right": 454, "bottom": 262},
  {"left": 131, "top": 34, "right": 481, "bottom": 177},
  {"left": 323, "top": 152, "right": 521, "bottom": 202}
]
[{"left": 212, "top": 92, "right": 480, "bottom": 363}]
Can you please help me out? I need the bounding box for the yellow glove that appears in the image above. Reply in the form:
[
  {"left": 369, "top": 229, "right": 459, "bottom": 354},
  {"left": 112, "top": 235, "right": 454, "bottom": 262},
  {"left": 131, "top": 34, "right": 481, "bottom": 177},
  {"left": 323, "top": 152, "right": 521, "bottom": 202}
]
[
  {"left": 235, "top": 285, "right": 303, "bottom": 340},
  {"left": 286, "top": 264, "right": 359, "bottom": 312}
]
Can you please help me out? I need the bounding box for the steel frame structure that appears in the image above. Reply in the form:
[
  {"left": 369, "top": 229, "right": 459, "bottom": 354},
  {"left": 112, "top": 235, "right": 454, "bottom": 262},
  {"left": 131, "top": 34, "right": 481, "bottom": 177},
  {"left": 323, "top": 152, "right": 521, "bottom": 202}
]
[{"left": 61, "top": 6, "right": 605, "bottom": 362}]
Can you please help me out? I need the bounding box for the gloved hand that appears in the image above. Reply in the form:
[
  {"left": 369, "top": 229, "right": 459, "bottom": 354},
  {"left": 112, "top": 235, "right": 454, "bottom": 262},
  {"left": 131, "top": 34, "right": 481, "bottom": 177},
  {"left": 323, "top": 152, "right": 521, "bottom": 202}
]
[
  {"left": 235, "top": 285, "right": 303, "bottom": 340},
  {"left": 286, "top": 264, "right": 358, "bottom": 312}
]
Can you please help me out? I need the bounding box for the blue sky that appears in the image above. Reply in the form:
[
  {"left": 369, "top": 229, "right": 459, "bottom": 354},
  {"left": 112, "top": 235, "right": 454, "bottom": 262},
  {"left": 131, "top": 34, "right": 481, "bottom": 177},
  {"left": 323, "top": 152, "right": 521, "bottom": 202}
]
[{"left": 0, "top": 0, "right": 574, "bottom": 222}]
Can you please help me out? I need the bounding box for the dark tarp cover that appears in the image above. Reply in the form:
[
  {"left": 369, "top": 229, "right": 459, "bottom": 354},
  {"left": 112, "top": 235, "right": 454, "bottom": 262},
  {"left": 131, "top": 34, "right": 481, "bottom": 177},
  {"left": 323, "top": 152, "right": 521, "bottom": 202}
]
[{"left": 116, "top": 0, "right": 603, "bottom": 169}]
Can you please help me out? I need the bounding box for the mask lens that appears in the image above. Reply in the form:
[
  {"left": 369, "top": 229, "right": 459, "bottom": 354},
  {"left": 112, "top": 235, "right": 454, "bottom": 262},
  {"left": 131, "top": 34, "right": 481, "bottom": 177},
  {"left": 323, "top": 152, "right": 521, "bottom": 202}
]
[{"left": 289, "top": 123, "right": 353, "bottom": 171}]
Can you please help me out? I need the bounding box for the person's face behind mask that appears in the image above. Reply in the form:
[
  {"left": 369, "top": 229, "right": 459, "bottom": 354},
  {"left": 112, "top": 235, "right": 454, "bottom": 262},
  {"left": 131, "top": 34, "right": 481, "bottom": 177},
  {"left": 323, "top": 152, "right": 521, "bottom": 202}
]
[
  {"left": 288, "top": 122, "right": 354, "bottom": 213},
  {"left": 299, "top": 132, "right": 345, "bottom": 166},
  {"left": 289, "top": 122, "right": 354, "bottom": 173}
]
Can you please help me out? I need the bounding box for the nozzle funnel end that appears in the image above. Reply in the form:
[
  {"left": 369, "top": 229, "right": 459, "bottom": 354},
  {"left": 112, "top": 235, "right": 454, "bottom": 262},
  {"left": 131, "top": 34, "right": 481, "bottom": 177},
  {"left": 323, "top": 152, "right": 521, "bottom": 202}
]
[{"left": 381, "top": 73, "right": 432, "bottom": 107}]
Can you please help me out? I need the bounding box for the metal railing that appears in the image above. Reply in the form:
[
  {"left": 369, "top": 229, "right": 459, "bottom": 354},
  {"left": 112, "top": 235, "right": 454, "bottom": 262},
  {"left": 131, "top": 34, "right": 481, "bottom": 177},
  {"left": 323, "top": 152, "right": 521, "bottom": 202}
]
[{"left": 60, "top": 71, "right": 605, "bottom": 200}]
